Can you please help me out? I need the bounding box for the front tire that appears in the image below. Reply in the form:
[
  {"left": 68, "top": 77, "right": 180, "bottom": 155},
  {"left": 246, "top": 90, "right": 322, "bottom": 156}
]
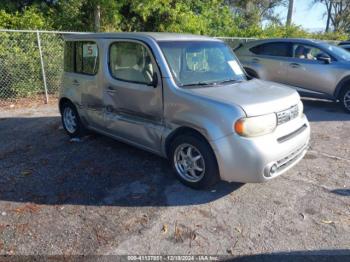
[
  {"left": 169, "top": 134, "right": 220, "bottom": 189},
  {"left": 61, "top": 101, "right": 85, "bottom": 138},
  {"left": 340, "top": 86, "right": 350, "bottom": 113}
]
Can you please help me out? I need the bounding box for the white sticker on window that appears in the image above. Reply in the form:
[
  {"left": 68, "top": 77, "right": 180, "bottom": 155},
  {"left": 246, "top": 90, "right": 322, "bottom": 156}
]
[
  {"left": 228, "top": 60, "right": 244, "bottom": 75},
  {"left": 83, "top": 44, "right": 98, "bottom": 57}
]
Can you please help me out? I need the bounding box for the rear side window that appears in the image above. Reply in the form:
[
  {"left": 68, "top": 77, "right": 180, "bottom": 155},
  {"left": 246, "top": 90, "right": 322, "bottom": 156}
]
[
  {"left": 250, "top": 42, "right": 291, "bottom": 57},
  {"left": 64, "top": 41, "right": 99, "bottom": 75}
]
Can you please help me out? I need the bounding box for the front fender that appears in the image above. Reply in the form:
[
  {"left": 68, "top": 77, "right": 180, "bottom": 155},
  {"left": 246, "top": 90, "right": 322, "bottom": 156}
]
[{"left": 164, "top": 85, "right": 246, "bottom": 142}]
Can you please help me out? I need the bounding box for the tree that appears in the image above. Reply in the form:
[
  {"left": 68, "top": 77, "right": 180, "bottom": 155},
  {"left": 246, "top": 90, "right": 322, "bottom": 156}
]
[
  {"left": 331, "top": 0, "right": 350, "bottom": 33},
  {"left": 313, "top": 0, "right": 350, "bottom": 33},
  {"left": 286, "top": 0, "right": 294, "bottom": 26},
  {"left": 226, "top": 0, "right": 286, "bottom": 26},
  {"left": 94, "top": 4, "right": 100, "bottom": 32},
  {"left": 0, "top": 0, "right": 348, "bottom": 40},
  {"left": 0, "top": 7, "right": 48, "bottom": 29}
]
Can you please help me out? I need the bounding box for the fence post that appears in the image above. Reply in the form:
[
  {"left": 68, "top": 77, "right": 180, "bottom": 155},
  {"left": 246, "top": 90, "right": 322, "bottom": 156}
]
[{"left": 36, "top": 30, "right": 49, "bottom": 104}]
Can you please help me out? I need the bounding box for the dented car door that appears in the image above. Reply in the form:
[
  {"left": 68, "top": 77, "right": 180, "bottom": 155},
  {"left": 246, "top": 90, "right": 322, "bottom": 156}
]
[{"left": 102, "top": 39, "right": 164, "bottom": 152}]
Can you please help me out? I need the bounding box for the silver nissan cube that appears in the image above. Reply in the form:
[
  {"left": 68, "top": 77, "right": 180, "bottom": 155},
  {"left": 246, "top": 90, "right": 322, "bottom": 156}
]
[{"left": 59, "top": 32, "right": 310, "bottom": 189}]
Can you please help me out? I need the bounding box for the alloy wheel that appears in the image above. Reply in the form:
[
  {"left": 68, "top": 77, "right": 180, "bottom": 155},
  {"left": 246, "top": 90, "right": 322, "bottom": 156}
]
[
  {"left": 63, "top": 107, "right": 77, "bottom": 134},
  {"left": 174, "top": 143, "right": 205, "bottom": 183},
  {"left": 344, "top": 90, "right": 350, "bottom": 111}
]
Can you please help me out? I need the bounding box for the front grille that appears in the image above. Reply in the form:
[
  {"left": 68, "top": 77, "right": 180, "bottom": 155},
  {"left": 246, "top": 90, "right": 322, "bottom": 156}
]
[
  {"left": 276, "top": 105, "right": 299, "bottom": 125},
  {"left": 277, "top": 124, "right": 308, "bottom": 143},
  {"left": 276, "top": 144, "right": 308, "bottom": 172}
]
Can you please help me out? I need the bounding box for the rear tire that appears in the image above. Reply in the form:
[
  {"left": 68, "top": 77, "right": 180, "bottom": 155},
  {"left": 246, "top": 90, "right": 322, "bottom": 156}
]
[
  {"left": 169, "top": 134, "right": 220, "bottom": 189},
  {"left": 340, "top": 86, "right": 350, "bottom": 113},
  {"left": 61, "top": 101, "right": 86, "bottom": 138}
]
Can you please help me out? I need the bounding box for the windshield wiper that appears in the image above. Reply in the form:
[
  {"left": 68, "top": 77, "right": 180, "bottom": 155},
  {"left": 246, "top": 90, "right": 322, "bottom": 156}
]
[
  {"left": 181, "top": 79, "right": 242, "bottom": 87},
  {"left": 181, "top": 81, "right": 214, "bottom": 87},
  {"left": 215, "top": 79, "right": 242, "bottom": 85}
]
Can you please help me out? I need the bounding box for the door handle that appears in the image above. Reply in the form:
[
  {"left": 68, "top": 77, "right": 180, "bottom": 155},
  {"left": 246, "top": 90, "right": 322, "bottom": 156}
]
[
  {"left": 252, "top": 58, "right": 260, "bottom": 64},
  {"left": 72, "top": 79, "right": 80, "bottom": 86},
  {"left": 107, "top": 86, "right": 116, "bottom": 91},
  {"left": 289, "top": 63, "right": 301, "bottom": 68}
]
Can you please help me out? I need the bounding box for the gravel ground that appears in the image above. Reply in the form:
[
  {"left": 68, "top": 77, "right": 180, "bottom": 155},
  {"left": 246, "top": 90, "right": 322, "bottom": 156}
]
[{"left": 0, "top": 98, "right": 349, "bottom": 260}]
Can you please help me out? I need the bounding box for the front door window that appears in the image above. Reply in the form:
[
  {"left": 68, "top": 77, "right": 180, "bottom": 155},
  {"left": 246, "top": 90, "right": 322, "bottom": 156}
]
[
  {"left": 109, "top": 42, "right": 154, "bottom": 85},
  {"left": 293, "top": 44, "right": 328, "bottom": 61}
]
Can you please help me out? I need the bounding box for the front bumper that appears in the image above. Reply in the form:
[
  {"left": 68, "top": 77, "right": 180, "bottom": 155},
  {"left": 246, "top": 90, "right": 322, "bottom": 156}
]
[{"left": 210, "top": 114, "right": 310, "bottom": 183}]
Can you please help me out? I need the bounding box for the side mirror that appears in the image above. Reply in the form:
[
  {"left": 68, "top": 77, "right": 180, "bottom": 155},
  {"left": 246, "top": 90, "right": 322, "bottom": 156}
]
[{"left": 317, "top": 54, "right": 331, "bottom": 64}]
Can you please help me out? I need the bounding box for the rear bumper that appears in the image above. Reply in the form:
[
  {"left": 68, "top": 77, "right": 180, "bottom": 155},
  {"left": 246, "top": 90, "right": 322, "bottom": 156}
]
[{"left": 210, "top": 114, "right": 310, "bottom": 183}]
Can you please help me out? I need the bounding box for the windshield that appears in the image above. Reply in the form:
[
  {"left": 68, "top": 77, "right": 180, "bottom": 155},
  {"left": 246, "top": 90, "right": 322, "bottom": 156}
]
[
  {"left": 325, "top": 44, "right": 350, "bottom": 61},
  {"left": 159, "top": 41, "right": 246, "bottom": 87}
]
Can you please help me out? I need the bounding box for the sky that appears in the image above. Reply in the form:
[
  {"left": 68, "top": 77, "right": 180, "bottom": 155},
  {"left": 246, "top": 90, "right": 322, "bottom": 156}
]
[{"left": 274, "top": 0, "right": 327, "bottom": 31}]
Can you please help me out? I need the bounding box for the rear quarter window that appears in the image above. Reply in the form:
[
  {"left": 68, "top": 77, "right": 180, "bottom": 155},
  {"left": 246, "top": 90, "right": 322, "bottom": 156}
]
[
  {"left": 250, "top": 42, "right": 291, "bottom": 57},
  {"left": 63, "top": 41, "right": 99, "bottom": 75}
]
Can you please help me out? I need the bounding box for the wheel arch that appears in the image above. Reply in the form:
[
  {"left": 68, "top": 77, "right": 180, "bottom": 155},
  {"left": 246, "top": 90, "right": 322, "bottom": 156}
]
[
  {"left": 164, "top": 126, "right": 214, "bottom": 159},
  {"left": 334, "top": 75, "right": 350, "bottom": 99}
]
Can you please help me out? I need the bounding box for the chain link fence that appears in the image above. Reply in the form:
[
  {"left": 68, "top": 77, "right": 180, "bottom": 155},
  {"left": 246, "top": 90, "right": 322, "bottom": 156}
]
[{"left": 0, "top": 29, "right": 85, "bottom": 106}]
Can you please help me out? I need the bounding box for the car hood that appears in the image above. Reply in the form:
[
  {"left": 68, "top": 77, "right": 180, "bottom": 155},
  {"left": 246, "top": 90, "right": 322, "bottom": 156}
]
[{"left": 187, "top": 79, "right": 300, "bottom": 117}]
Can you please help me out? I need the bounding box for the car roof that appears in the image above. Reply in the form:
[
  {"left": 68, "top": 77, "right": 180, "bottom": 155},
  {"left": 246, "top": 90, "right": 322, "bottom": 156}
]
[
  {"left": 246, "top": 38, "right": 327, "bottom": 46},
  {"left": 239, "top": 38, "right": 342, "bottom": 52},
  {"left": 63, "top": 32, "right": 220, "bottom": 42},
  {"left": 339, "top": 40, "right": 350, "bottom": 45}
]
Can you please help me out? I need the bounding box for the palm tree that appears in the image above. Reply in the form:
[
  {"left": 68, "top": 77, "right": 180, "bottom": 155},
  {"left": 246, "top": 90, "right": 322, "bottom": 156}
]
[{"left": 286, "top": 0, "right": 294, "bottom": 26}]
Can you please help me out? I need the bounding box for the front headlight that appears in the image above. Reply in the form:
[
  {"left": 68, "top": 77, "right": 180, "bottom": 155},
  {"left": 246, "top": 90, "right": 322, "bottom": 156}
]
[
  {"left": 234, "top": 113, "right": 277, "bottom": 137},
  {"left": 298, "top": 100, "right": 304, "bottom": 118}
]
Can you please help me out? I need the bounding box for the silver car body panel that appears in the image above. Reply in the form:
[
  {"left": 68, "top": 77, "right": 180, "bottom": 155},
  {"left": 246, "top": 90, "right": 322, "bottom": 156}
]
[
  {"left": 59, "top": 33, "right": 310, "bottom": 183},
  {"left": 236, "top": 38, "right": 350, "bottom": 100},
  {"left": 187, "top": 79, "right": 300, "bottom": 116}
]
